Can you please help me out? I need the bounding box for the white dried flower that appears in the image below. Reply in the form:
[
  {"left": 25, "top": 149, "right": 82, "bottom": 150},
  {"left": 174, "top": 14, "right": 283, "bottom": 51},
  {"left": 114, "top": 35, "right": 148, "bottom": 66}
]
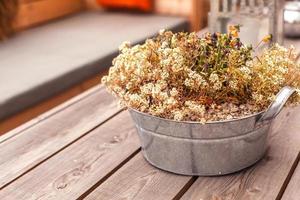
[
  {"left": 173, "top": 110, "right": 184, "bottom": 121},
  {"left": 118, "top": 41, "right": 131, "bottom": 52},
  {"left": 170, "top": 88, "right": 179, "bottom": 97},
  {"left": 209, "top": 73, "right": 219, "bottom": 82},
  {"left": 159, "top": 29, "right": 165, "bottom": 35},
  {"left": 229, "top": 80, "right": 238, "bottom": 90}
]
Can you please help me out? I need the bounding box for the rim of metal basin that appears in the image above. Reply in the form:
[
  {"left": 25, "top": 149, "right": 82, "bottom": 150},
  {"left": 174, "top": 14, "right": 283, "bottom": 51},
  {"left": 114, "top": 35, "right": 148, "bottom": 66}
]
[{"left": 128, "top": 107, "right": 265, "bottom": 125}]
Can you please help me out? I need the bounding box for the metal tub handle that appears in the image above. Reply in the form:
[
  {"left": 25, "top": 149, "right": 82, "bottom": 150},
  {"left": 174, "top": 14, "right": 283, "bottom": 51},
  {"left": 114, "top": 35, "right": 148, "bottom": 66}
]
[{"left": 256, "top": 86, "right": 296, "bottom": 127}]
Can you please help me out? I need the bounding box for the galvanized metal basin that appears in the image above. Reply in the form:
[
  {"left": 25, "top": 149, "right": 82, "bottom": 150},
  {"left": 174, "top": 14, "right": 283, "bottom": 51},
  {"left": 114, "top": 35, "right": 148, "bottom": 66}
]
[{"left": 129, "top": 86, "right": 295, "bottom": 176}]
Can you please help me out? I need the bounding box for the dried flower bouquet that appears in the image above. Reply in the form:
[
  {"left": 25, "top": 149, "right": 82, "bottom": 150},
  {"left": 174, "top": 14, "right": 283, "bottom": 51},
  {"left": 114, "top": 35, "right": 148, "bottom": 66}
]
[{"left": 102, "top": 26, "right": 300, "bottom": 123}]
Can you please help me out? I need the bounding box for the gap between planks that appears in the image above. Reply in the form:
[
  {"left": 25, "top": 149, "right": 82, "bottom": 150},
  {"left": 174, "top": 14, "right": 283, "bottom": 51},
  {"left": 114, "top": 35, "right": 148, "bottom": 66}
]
[
  {"left": 0, "top": 109, "right": 124, "bottom": 190},
  {"left": 0, "top": 111, "right": 141, "bottom": 199},
  {"left": 179, "top": 107, "right": 300, "bottom": 200},
  {"left": 83, "top": 152, "right": 198, "bottom": 200},
  {"left": 0, "top": 86, "right": 122, "bottom": 190},
  {"left": 279, "top": 151, "right": 300, "bottom": 200},
  {"left": 77, "top": 148, "right": 142, "bottom": 200},
  {"left": 0, "top": 110, "right": 198, "bottom": 200},
  {"left": 83, "top": 107, "right": 300, "bottom": 200},
  {"left": 2, "top": 90, "right": 299, "bottom": 199},
  {"left": 172, "top": 176, "right": 198, "bottom": 200}
]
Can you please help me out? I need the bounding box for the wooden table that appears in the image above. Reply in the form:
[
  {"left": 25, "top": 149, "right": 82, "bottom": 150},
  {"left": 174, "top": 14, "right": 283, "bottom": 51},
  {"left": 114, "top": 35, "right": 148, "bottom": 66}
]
[{"left": 0, "top": 86, "right": 299, "bottom": 200}]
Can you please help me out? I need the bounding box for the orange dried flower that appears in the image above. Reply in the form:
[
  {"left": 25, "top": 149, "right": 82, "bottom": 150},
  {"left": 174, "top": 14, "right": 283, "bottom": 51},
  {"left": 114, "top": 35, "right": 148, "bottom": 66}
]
[
  {"left": 231, "top": 30, "right": 239, "bottom": 37},
  {"left": 262, "top": 34, "right": 272, "bottom": 43},
  {"left": 230, "top": 40, "right": 237, "bottom": 47},
  {"left": 228, "top": 25, "right": 240, "bottom": 38}
]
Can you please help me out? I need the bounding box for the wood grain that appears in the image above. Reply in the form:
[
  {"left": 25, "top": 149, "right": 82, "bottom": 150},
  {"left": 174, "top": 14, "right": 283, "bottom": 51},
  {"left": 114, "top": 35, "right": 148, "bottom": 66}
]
[
  {"left": 0, "top": 86, "right": 121, "bottom": 189},
  {"left": 190, "top": 0, "right": 209, "bottom": 31},
  {"left": 85, "top": 153, "right": 193, "bottom": 200},
  {"left": 14, "top": 0, "right": 84, "bottom": 30},
  {"left": 0, "top": 111, "right": 140, "bottom": 200},
  {"left": 282, "top": 153, "right": 300, "bottom": 200},
  {"left": 180, "top": 106, "right": 300, "bottom": 200},
  {"left": 84, "top": 0, "right": 103, "bottom": 10}
]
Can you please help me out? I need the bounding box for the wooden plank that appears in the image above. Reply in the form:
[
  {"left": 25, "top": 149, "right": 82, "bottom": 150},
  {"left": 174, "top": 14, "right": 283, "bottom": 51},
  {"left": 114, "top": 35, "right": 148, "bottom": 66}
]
[
  {"left": 85, "top": 153, "right": 194, "bottom": 200},
  {"left": 84, "top": 0, "right": 103, "bottom": 10},
  {"left": 154, "top": 0, "right": 210, "bottom": 31},
  {"left": 0, "top": 111, "right": 140, "bottom": 199},
  {"left": 0, "top": 86, "right": 121, "bottom": 189},
  {"left": 282, "top": 154, "right": 300, "bottom": 200},
  {"left": 81, "top": 74, "right": 103, "bottom": 91},
  {"left": 190, "top": 0, "right": 210, "bottom": 31},
  {"left": 180, "top": 106, "right": 300, "bottom": 200},
  {"left": 14, "top": 0, "right": 85, "bottom": 30}
]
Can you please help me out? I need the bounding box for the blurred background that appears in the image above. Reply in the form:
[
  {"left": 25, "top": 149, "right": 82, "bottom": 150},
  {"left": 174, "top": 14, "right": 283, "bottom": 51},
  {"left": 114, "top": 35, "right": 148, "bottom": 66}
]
[{"left": 0, "top": 0, "right": 299, "bottom": 134}]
